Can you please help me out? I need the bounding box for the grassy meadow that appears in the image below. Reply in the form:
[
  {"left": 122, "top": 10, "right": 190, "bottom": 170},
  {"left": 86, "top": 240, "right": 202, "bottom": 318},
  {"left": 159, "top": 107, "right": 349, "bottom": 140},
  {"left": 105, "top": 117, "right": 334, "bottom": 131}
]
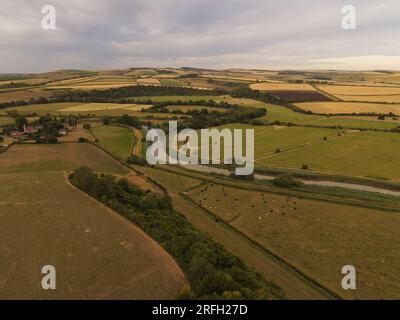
[{"left": 91, "top": 125, "right": 134, "bottom": 159}]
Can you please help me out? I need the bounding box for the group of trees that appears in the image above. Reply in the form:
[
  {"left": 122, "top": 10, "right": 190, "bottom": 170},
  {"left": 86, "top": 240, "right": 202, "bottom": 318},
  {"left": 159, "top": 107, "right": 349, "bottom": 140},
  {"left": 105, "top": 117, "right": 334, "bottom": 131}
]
[
  {"left": 54, "top": 85, "right": 225, "bottom": 103},
  {"left": 69, "top": 167, "right": 285, "bottom": 300},
  {"left": 146, "top": 99, "right": 238, "bottom": 114},
  {"left": 177, "top": 107, "right": 267, "bottom": 130}
]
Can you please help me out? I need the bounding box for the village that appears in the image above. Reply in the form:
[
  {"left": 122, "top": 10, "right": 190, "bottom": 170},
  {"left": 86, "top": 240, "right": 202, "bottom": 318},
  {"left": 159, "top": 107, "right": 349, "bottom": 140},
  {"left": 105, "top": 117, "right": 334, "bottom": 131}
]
[{"left": 0, "top": 115, "right": 71, "bottom": 148}]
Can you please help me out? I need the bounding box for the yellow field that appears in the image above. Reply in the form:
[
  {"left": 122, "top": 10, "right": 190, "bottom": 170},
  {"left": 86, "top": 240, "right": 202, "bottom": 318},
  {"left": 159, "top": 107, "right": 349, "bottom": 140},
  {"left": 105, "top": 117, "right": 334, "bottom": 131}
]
[
  {"left": 250, "top": 82, "right": 315, "bottom": 91},
  {"left": 295, "top": 102, "right": 400, "bottom": 115},
  {"left": 137, "top": 78, "right": 161, "bottom": 85},
  {"left": 335, "top": 95, "right": 400, "bottom": 103},
  {"left": 317, "top": 85, "right": 400, "bottom": 96},
  {"left": 49, "top": 83, "right": 136, "bottom": 90},
  {"left": 57, "top": 103, "right": 151, "bottom": 112}
]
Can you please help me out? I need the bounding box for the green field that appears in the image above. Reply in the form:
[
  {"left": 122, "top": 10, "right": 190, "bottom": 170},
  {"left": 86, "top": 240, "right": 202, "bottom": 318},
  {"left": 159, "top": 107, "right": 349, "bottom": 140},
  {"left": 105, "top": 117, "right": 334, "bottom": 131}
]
[
  {"left": 259, "top": 131, "right": 400, "bottom": 180},
  {"left": 91, "top": 125, "right": 134, "bottom": 159},
  {"left": 216, "top": 124, "right": 340, "bottom": 158},
  {"left": 303, "top": 117, "right": 400, "bottom": 129}
]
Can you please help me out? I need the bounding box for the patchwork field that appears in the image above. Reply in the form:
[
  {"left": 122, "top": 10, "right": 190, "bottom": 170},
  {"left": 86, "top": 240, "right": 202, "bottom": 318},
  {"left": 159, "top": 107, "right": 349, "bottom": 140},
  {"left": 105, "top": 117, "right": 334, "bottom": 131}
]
[
  {"left": 0, "top": 170, "right": 185, "bottom": 299},
  {"left": 295, "top": 102, "right": 400, "bottom": 115},
  {"left": 91, "top": 125, "right": 134, "bottom": 159},
  {"left": 187, "top": 184, "right": 400, "bottom": 299}
]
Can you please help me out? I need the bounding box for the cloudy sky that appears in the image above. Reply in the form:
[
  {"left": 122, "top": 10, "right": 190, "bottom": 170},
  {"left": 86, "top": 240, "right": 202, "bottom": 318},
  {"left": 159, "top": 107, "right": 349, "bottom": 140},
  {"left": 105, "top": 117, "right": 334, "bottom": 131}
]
[{"left": 1, "top": 0, "right": 399, "bottom": 73}]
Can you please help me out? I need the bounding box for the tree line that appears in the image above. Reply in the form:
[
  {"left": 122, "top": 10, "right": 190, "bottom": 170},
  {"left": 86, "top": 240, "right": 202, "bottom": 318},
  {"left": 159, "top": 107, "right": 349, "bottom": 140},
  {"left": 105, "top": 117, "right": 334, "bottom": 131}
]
[{"left": 69, "top": 167, "right": 285, "bottom": 300}]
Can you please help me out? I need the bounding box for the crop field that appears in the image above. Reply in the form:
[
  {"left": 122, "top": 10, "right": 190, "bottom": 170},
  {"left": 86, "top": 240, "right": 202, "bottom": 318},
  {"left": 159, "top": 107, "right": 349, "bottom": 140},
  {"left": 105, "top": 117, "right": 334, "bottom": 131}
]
[
  {"left": 91, "top": 125, "right": 134, "bottom": 159},
  {"left": 295, "top": 102, "right": 400, "bottom": 115},
  {"left": 136, "top": 78, "right": 161, "bottom": 85},
  {"left": 0, "top": 88, "right": 55, "bottom": 103},
  {"left": 334, "top": 95, "right": 400, "bottom": 103},
  {"left": 259, "top": 131, "right": 400, "bottom": 180},
  {"left": 316, "top": 85, "right": 400, "bottom": 96},
  {"left": 0, "top": 170, "right": 185, "bottom": 299},
  {"left": 250, "top": 82, "right": 316, "bottom": 91},
  {"left": 0, "top": 144, "right": 129, "bottom": 174},
  {"left": 187, "top": 184, "right": 400, "bottom": 299}
]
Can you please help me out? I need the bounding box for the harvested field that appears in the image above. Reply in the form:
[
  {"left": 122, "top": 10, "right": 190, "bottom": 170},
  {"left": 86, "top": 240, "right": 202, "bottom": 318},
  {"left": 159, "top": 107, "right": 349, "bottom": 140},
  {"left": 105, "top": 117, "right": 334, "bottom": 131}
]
[
  {"left": 0, "top": 171, "right": 185, "bottom": 299},
  {"left": 0, "top": 143, "right": 129, "bottom": 174},
  {"left": 316, "top": 85, "right": 400, "bottom": 96},
  {"left": 250, "top": 83, "right": 315, "bottom": 91},
  {"left": 295, "top": 102, "right": 400, "bottom": 115},
  {"left": 334, "top": 95, "right": 400, "bottom": 103},
  {"left": 0, "top": 88, "right": 55, "bottom": 103},
  {"left": 137, "top": 78, "right": 161, "bottom": 85}
]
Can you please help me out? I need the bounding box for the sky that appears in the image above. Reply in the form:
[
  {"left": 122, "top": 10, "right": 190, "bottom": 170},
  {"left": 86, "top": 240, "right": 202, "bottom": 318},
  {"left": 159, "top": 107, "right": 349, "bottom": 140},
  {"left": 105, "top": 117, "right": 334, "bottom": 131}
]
[{"left": 0, "top": 0, "right": 400, "bottom": 73}]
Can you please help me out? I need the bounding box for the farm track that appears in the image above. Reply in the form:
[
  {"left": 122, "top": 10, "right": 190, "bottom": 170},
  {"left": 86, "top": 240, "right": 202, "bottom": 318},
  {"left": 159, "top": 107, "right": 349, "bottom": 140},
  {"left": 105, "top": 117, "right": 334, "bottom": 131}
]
[
  {"left": 132, "top": 128, "right": 143, "bottom": 157},
  {"left": 255, "top": 135, "right": 345, "bottom": 161}
]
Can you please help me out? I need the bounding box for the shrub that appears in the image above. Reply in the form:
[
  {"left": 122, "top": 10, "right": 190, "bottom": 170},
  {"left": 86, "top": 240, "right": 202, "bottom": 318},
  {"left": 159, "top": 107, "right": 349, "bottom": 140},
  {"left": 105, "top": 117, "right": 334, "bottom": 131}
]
[
  {"left": 127, "top": 155, "right": 146, "bottom": 165},
  {"left": 78, "top": 137, "right": 88, "bottom": 143},
  {"left": 272, "top": 174, "right": 303, "bottom": 188},
  {"left": 301, "top": 164, "right": 309, "bottom": 170}
]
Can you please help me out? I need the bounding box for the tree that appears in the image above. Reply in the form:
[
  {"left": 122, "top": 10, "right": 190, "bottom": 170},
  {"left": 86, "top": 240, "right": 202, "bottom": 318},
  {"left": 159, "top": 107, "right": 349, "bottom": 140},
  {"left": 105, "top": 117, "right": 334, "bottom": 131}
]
[
  {"left": 102, "top": 117, "right": 111, "bottom": 125},
  {"left": 70, "top": 167, "right": 97, "bottom": 194},
  {"left": 272, "top": 174, "right": 303, "bottom": 188},
  {"left": 15, "top": 115, "right": 27, "bottom": 131}
]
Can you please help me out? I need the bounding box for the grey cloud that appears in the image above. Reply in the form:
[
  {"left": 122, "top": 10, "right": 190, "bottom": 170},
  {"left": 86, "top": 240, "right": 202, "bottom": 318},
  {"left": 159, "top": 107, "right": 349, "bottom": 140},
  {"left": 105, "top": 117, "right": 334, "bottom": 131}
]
[{"left": 0, "top": 0, "right": 399, "bottom": 72}]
